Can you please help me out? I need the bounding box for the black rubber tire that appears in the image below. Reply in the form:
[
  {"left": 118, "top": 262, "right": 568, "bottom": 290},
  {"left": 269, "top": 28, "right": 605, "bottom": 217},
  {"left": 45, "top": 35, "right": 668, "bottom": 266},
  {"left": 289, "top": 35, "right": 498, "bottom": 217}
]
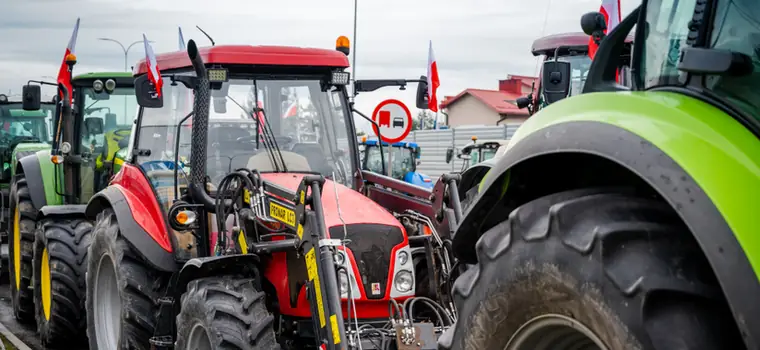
[
  {"left": 33, "top": 218, "right": 93, "bottom": 347},
  {"left": 8, "top": 177, "right": 36, "bottom": 323},
  {"left": 176, "top": 277, "right": 280, "bottom": 350},
  {"left": 440, "top": 188, "right": 745, "bottom": 350},
  {"left": 85, "top": 208, "right": 169, "bottom": 350}
]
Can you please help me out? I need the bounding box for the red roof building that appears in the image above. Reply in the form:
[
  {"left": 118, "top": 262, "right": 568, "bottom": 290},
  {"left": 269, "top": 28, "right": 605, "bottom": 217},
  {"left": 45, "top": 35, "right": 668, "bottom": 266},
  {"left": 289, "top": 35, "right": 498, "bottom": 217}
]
[{"left": 440, "top": 75, "right": 535, "bottom": 127}]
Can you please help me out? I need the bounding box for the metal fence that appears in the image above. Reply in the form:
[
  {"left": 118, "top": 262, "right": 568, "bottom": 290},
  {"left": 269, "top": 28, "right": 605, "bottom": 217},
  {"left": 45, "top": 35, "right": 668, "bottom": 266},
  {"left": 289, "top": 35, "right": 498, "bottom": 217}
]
[{"left": 404, "top": 123, "right": 523, "bottom": 178}]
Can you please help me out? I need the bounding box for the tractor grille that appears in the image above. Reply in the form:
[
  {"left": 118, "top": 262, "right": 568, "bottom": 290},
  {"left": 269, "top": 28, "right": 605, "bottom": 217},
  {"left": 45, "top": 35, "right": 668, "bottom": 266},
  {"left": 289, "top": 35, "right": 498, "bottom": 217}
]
[{"left": 329, "top": 224, "right": 404, "bottom": 299}]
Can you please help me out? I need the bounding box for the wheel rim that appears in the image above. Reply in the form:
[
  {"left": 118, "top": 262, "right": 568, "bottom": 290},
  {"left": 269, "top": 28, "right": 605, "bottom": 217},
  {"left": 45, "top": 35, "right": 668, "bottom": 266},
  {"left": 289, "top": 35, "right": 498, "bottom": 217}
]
[
  {"left": 187, "top": 324, "right": 213, "bottom": 350},
  {"left": 94, "top": 254, "right": 121, "bottom": 349},
  {"left": 505, "top": 314, "right": 610, "bottom": 350},
  {"left": 41, "top": 247, "right": 52, "bottom": 320},
  {"left": 12, "top": 205, "right": 21, "bottom": 290}
]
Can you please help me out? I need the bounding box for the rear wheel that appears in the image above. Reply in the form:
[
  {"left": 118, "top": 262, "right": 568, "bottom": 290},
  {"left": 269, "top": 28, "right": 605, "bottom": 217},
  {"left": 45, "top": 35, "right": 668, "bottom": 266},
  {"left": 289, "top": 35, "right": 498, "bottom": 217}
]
[
  {"left": 441, "top": 188, "right": 745, "bottom": 350},
  {"left": 8, "top": 177, "right": 36, "bottom": 323},
  {"left": 175, "top": 277, "right": 279, "bottom": 349},
  {"left": 85, "top": 208, "right": 169, "bottom": 350},
  {"left": 33, "top": 218, "right": 93, "bottom": 346}
]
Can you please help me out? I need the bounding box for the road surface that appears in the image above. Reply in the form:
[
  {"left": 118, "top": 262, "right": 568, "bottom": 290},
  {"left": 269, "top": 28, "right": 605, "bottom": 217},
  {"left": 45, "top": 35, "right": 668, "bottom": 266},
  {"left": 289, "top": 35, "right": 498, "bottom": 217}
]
[{"left": 0, "top": 280, "right": 88, "bottom": 350}]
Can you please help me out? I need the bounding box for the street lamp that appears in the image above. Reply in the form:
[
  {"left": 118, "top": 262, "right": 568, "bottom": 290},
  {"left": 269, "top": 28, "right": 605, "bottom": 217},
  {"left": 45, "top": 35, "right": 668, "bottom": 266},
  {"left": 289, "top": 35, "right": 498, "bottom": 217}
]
[{"left": 97, "top": 38, "right": 153, "bottom": 72}]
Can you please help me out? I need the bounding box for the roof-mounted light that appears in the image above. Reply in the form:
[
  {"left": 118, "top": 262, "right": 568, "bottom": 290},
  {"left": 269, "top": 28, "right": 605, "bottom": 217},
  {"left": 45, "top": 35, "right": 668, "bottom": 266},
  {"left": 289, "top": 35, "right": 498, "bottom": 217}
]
[
  {"left": 0, "top": 94, "right": 7, "bottom": 103},
  {"left": 207, "top": 68, "right": 228, "bottom": 83},
  {"left": 336, "top": 36, "right": 350, "bottom": 56},
  {"left": 93, "top": 80, "right": 104, "bottom": 93},
  {"left": 330, "top": 71, "right": 350, "bottom": 85},
  {"left": 105, "top": 79, "right": 116, "bottom": 92},
  {"left": 65, "top": 53, "right": 77, "bottom": 65},
  {"left": 471, "top": 136, "right": 478, "bottom": 142}
]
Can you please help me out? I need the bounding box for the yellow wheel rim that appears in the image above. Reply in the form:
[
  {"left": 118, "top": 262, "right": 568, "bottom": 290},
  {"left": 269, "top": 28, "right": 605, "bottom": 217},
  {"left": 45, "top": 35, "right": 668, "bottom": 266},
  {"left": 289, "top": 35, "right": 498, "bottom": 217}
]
[
  {"left": 12, "top": 206, "right": 21, "bottom": 290},
  {"left": 41, "top": 247, "right": 52, "bottom": 321}
]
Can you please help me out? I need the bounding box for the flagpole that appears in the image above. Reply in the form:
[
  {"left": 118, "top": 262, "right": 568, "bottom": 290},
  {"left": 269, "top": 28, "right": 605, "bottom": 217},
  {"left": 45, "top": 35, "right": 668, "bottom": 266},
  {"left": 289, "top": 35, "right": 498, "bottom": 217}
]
[{"left": 351, "top": 0, "right": 358, "bottom": 101}]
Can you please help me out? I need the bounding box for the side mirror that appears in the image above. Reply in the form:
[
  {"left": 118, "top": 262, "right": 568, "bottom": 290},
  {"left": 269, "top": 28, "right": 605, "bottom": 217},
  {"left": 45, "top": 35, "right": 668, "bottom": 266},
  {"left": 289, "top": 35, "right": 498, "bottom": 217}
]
[
  {"left": 515, "top": 96, "right": 531, "bottom": 109},
  {"left": 118, "top": 137, "right": 129, "bottom": 149},
  {"left": 581, "top": 12, "right": 607, "bottom": 36},
  {"left": 541, "top": 60, "right": 572, "bottom": 105},
  {"left": 134, "top": 75, "right": 163, "bottom": 108},
  {"left": 22, "top": 85, "right": 41, "bottom": 111},
  {"left": 416, "top": 75, "right": 429, "bottom": 110},
  {"left": 445, "top": 148, "right": 454, "bottom": 164},
  {"left": 105, "top": 113, "right": 117, "bottom": 130},
  {"left": 84, "top": 117, "right": 104, "bottom": 135}
]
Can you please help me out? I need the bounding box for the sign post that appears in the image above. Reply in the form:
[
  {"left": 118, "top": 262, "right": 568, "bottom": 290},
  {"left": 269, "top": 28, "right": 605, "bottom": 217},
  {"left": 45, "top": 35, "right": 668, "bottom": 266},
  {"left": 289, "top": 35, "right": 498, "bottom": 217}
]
[{"left": 371, "top": 99, "right": 413, "bottom": 177}]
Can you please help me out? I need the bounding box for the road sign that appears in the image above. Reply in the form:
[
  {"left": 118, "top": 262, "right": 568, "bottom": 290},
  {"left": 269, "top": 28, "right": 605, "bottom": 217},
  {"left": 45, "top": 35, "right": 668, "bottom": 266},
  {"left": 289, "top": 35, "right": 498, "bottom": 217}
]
[{"left": 371, "top": 99, "right": 412, "bottom": 144}]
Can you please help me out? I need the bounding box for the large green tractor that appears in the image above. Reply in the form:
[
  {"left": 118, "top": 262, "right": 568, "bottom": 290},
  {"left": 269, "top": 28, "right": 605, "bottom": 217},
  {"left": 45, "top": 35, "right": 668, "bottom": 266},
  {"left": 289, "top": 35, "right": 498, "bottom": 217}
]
[
  {"left": 0, "top": 95, "right": 56, "bottom": 279},
  {"left": 440, "top": 1, "right": 760, "bottom": 350},
  {"left": 7, "top": 68, "right": 135, "bottom": 346}
]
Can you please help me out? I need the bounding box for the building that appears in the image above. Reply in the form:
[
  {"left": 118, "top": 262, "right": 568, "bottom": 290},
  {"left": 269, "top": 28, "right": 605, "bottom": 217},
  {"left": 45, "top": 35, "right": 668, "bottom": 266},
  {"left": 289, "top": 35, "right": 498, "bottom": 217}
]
[{"left": 440, "top": 75, "right": 537, "bottom": 127}]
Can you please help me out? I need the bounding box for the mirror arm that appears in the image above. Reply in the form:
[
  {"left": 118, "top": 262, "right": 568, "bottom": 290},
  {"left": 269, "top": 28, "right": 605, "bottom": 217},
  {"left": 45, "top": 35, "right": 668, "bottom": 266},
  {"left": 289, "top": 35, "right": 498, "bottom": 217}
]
[
  {"left": 354, "top": 79, "right": 425, "bottom": 93},
  {"left": 352, "top": 107, "right": 386, "bottom": 175},
  {"left": 26, "top": 80, "right": 58, "bottom": 87}
]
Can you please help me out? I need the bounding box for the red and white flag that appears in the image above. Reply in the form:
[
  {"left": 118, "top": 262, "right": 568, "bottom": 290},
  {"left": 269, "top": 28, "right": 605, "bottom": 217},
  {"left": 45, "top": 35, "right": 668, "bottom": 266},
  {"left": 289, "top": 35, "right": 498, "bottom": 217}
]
[
  {"left": 588, "top": 0, "right": 621, "bottom": 59},
  {"left": 426, "top": 40, "right": 440, "bottom": 113},
  {"left": 57, "top": 18, "right": 80, "bottom": 103},
  {"left": 282, "top": 101, "right": 298, "bottom": 119},
  {"left": 143, "top": 34, "right": 164, "bottom": 97}
]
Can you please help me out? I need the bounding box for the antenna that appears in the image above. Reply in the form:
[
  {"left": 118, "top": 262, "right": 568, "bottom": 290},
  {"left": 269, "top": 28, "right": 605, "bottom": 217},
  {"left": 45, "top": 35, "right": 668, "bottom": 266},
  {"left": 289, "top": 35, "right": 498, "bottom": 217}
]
[{"left": 196, "top": 25, "right": 215, "bottom": 46}]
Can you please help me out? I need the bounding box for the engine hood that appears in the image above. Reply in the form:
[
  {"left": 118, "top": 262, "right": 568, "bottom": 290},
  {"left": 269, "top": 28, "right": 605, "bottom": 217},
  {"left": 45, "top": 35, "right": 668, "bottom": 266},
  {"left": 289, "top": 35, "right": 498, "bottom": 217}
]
[{"left": 261, "top": 173, "right": 403, "bottom": 230}]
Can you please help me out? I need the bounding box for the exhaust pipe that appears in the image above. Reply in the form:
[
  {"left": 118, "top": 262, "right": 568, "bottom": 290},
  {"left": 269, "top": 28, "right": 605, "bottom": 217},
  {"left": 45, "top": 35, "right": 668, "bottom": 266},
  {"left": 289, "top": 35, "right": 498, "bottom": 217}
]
[{"left": 186, "top": 39, "right": 216, "bottom": 210}]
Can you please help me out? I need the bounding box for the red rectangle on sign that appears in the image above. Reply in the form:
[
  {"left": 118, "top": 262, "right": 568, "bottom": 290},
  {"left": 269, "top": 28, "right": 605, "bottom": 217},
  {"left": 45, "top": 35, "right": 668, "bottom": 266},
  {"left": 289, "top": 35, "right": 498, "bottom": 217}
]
[{"left": 379, "top": 110, "right": 391, "bottom": 127}]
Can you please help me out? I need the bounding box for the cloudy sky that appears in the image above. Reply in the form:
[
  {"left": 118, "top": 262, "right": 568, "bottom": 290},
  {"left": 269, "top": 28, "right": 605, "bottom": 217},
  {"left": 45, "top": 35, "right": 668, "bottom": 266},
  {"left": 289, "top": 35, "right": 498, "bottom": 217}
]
[{"left": 1, "top": 0, "right": 639, "bottom": 132}]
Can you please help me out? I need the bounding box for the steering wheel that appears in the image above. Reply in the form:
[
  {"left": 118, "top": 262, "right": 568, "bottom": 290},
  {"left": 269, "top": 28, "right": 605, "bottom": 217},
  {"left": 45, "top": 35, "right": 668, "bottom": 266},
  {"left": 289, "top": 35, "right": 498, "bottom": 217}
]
[{"left": 141, "top": 160, "right": 177, "bottom": 172}]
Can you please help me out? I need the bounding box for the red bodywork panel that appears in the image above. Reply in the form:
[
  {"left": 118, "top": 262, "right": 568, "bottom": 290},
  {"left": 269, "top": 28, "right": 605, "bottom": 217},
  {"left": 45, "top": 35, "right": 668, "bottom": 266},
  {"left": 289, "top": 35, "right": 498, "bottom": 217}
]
[
  {"left": 261, "top": 173, "right": 409, "bottom": 319},
  {"left": 110, "top": 164, "right": 172, "bottom": 252},
  {"left": 133, "top": 45, "right": 349, "bottom": 75}
]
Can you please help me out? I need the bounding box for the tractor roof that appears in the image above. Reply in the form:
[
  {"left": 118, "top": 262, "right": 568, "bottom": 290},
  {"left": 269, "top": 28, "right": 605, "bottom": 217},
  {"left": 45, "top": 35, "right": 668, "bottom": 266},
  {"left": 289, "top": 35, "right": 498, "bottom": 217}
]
[
  {"left": 7, "top": 109, "right": 47, "bottom": 118},
  {"left": 531, "top": 32, "right": 634, "bottom": 57},
  {"left": 362, "top": 139, "right": 419, "bottom": 149},
  {"left": 72, "top": 72, "right": 134, "bottom": 81},
  {"left": 133, "top": 45, "right": 350, "bottom": 75}
]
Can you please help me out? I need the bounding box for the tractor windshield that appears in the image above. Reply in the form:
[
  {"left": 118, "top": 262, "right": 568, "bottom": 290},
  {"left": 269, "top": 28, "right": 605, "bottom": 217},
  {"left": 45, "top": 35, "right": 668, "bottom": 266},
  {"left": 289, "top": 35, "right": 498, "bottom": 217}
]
[
  {"left": 80, "top": 87, "right": 137, "bottom": 153},
  {"left": 138, "top": 77, "right": 355, "bottom": 188},
  {"left": 0, "top": 106, "right": 53, "bottom": 144},
  {"left": 558, "top": 54, "right": 592, "bottom": 97},
  {"left": 642, "top": 0, "right": 760, "bottom": 119},
  {"left": 468, "top": 147, "right": 498, "bottom": 167},
  {"left": 364, "top": 146, "right": 415, "bottom": 180}
]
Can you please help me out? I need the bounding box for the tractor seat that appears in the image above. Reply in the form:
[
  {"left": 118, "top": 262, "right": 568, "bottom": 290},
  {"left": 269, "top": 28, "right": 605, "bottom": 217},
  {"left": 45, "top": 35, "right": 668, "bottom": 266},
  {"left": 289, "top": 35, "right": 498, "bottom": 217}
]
[
  {"left": 290, "top": 143, "right": 331, "bottom": 175},
  {"left": 247, "top": 151, "right": 311, "bottom": 172}
]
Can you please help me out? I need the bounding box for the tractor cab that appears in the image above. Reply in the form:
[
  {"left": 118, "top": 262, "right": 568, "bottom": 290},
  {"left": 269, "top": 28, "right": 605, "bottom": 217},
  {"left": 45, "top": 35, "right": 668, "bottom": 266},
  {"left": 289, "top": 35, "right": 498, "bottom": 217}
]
[
  {"left": 0, "top": 95, "right": 55, "bottom": 182},
  {"left": 358, "top": 136, "right": 433, "bottom": 188},
  {"left": 446, "top": 136, "right": 508, "bottom": 172},
  {"left": 515, "top": 32, "right": 634, "bottom": 114}
]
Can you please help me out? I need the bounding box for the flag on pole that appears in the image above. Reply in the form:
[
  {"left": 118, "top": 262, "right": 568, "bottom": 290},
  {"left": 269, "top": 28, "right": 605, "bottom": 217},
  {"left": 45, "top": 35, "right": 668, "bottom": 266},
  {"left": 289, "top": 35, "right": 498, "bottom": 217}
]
[
  {"left": 588, "top": 0, "right": 621, "bottom": 60},
  {"left": 143, "top": 34, "right": 164, "bottom": 98},
  {"left": 178, "top": 27, "right": 186, "bottom": 51},
  {"left": 426, "top": 40, "right": 440, "bottom": 114},
  {"left": 57, "top": 18, "right": 80, "bottom": 103}
]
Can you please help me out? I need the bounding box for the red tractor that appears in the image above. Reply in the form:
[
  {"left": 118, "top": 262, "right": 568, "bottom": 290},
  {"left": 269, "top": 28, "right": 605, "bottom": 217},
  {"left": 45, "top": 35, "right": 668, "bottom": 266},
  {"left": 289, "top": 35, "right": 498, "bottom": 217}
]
[{"left": 81, "top": 38, "right": 460, "bottom": 349}]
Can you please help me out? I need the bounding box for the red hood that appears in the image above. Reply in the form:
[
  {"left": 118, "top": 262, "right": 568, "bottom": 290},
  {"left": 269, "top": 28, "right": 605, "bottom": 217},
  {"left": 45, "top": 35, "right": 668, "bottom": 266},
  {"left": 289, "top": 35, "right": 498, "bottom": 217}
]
[{"left": 261, "top": 173, "right": 402, "bottom": 230}]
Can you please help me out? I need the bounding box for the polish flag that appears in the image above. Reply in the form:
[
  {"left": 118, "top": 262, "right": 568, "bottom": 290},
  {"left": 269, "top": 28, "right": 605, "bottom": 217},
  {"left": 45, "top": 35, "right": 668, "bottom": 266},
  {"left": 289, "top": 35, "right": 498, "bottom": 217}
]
[
  {"left": 282, "top": 101, "right": 297, "bottom": 119},
  {"left": 426, "top": 40, "right": 440, "bottom": 113},
  {"left": 178, "top": 27, "right": 186, "bottom": 51},
  {"left": 57, "top": 18, "right": 80, "bottom": 103},
  {"left": 588, "top": 0, "right": 621, "bottom": 60},
  {"left": 143, "top": 34, "right": 163, "bottom": 98}
]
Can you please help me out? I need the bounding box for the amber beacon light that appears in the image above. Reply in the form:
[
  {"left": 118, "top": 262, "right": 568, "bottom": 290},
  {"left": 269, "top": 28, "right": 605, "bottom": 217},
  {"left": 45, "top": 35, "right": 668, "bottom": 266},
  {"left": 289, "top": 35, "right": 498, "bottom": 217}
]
[{"left": 336, "top": 36, "right": 350, "bottom": 56}]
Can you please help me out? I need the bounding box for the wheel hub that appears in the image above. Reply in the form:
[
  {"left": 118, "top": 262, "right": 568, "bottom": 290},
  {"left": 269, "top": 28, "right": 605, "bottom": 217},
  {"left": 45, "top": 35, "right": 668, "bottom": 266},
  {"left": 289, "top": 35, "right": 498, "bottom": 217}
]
[
  {"left": 41, "top": 247, "right": 51, "bottom": 320},
  {"left": 505, "top": 314, "right": 610, "bottom": 350},
  {"left": 94, "top": 254, "right": 121, "bottom": 349},
  {"left": 12, "top": 206, "right": 20, "bottom": 290},
  {"left": 187, "top": 324, "right": 212, "bottom": 350}
]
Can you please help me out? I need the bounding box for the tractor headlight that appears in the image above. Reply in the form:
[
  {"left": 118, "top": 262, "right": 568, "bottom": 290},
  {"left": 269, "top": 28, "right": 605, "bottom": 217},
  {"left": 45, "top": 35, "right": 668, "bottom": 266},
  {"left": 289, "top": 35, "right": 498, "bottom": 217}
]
[
  {"left": 394, "top": 270, "right": 413, "bottom": 293},
  {"left": 93, "top": 80, "right": 104, "bottom": 93},
  {"left": 339, "top": 270, "right": 349, "bottom": 296},
  {"left": 397, "top": 251, "right": 409, "bottom": 266},
  {"left": 0, "top": 94, "right": 7, "bottom": 102},
  {"left": 105, "top": 79, "right": 116, "bottom": 92},
  {"left": 334, "top": 251, "right": 345, "bottom": 266},
  {"left": 330, "top": 71, "right": 350, "bottom": 85}
]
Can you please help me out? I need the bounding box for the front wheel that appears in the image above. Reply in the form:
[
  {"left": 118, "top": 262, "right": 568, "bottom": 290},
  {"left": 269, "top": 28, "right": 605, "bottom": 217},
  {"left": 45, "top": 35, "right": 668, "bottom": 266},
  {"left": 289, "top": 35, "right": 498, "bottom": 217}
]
[
  {"left": 33, "top": 218, "right": 93, "bottom": 346},
  {"left": 85, "top": 208, "right": 169, "bottom": 350},
  {"left": 175, "top": 276, "right": 280, "bottom": 350},
  {"left": 440, "top": 188, "right": 745, "bottom": 350},
  {"left": 8, "top": 177, "right": 37, "bottom": 323}
]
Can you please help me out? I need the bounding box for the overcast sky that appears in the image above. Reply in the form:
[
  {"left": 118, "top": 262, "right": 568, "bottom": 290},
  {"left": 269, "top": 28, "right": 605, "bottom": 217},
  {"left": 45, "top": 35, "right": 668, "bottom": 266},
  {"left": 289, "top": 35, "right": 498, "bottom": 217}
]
[{"left": 0, "top": 0, "right": 639, "bottom": 132}]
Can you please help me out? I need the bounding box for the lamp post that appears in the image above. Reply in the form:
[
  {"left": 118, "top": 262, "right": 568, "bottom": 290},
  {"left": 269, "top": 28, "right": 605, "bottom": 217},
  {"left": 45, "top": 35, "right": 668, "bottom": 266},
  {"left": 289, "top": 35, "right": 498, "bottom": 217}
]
[
  {"left": 351, "top": 0, "right": 358, "bottom": 100},
  {"left": 97, "top": 38, "right": 152, "bottom": 72}
]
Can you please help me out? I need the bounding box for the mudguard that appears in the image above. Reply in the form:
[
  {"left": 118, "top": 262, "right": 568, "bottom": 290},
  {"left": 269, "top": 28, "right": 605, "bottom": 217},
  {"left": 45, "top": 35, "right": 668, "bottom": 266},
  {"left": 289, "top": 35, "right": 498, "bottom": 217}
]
[
  {"left": 37, "top": 204, "right": 87, "bottom": 220},
  {"left": 86, "top": 186, "right": 176, "bottom": 272},
  {"left": 458, "top": 91, "right": 760, "bottom": 348},
  {"left": 174, "top": 255, "right": 261, "bottom": 299},
  {"left": 16, "top": 153, "right": 48, "bottom": 210}
]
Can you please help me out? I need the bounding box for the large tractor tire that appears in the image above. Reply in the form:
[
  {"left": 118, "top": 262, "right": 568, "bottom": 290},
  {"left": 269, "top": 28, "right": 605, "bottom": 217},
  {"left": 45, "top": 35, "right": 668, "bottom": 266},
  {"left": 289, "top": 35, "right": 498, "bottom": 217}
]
[
  {"left": 8, "top": 177, "right": 37, "bottom": 323},
  {"left": 442, "top": 188, "right": 745, "bottom": 350},
  {"left": 85, "top": 208, "right": 169, "bottom": 350},
  {"left": 33, "top": 218, "right": 93, "bottom": 346},
  {"left": 175, "top": 277, "right": 279, "bottom": 350}
]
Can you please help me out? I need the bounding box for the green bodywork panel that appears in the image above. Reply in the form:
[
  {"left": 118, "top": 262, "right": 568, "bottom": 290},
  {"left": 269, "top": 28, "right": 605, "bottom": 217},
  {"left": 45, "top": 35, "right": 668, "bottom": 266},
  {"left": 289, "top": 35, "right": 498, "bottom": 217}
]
[
  {"left": 498, "top": 91, "right": 760, "bottom": 280},
  {"left": 33, "top": 149, "right": 62, "bottom": 206},
  {"left": 72, "top": 72, "right": 134, "bottom": 81},
  {"left": 11, "top": 143, "right": 51, "bottom": 177}
]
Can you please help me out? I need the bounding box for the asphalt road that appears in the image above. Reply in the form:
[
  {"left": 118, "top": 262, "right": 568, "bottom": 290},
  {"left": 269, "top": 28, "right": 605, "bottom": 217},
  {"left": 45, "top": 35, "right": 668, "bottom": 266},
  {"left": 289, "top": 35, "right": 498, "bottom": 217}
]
[{"left": 0, "top": 278, "right": 88, "bottom": 350}]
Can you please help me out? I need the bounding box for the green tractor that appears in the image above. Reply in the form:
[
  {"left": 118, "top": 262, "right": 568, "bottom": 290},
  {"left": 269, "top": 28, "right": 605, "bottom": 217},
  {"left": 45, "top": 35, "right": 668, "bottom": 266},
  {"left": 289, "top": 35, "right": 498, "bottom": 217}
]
[
  {"left": 0, "top": 94, "right": 56, "bottom": 279},
  {"left": 440, "top": 2, "right": 760, "bottom": 350},
  {"left": 7, "top": 68, "right": 135, "bottom": 346}
]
